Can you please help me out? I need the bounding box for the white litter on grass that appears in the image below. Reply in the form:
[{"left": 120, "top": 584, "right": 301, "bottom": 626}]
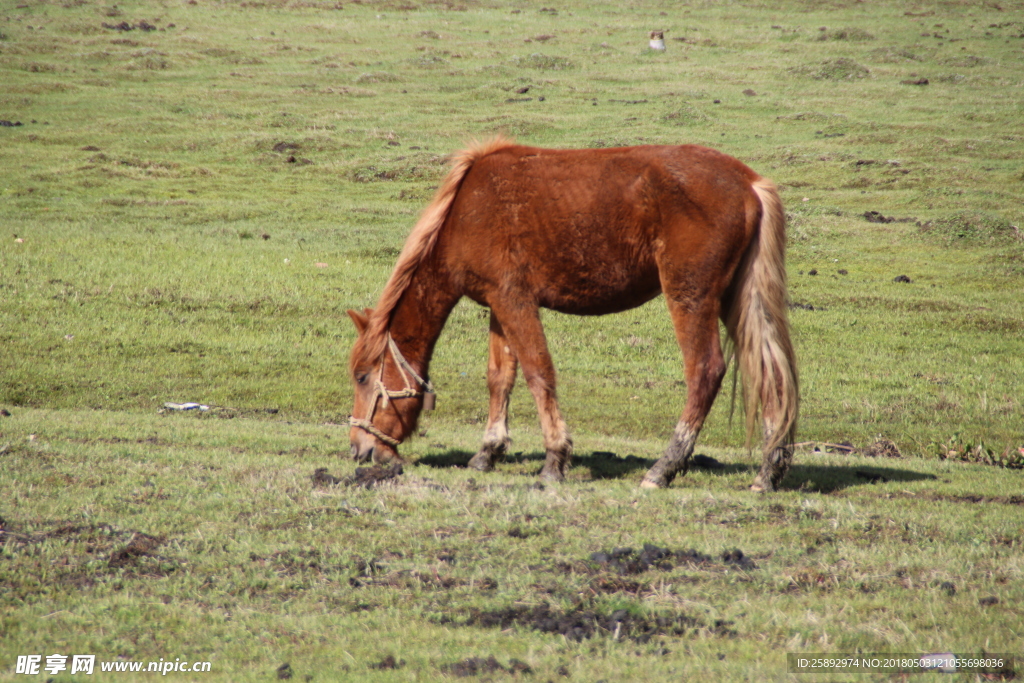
[{"left": 163, "top": 402, "right": 210, "bottom": 412}]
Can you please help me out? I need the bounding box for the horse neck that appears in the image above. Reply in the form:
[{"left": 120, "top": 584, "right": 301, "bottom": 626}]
[{"left": 385, "top": 257, "right": 460, "bottom": 376}]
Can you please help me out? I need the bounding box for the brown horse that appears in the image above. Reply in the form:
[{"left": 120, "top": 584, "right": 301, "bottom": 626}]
[{"left": 347, "top": 137, "right": 798, "bottom": 491}]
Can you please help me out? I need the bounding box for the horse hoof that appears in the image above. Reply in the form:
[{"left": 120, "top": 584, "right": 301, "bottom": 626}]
[
  {"left": 467, "top": 453, "right": 494, "bottom": 472},
  {"left": 539, "top": 468, "right": 564, "bottom": 483}
]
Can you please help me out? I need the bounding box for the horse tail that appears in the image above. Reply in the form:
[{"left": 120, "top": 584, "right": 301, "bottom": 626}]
[
  {"left": 361, "top": 136, "right": 514, "bottom": 359},
  {"left": 725, "top": 177, "right": 799, "bottom": 456}
]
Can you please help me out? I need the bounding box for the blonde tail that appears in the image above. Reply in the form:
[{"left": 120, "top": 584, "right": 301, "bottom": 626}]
[{"left": 726, "top": 178, "right": 799, "bottom": 488}]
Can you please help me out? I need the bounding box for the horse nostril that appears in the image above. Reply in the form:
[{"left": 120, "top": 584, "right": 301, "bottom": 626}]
[{"left": 351, "top": 443, "right": 373, "bottom": 464}]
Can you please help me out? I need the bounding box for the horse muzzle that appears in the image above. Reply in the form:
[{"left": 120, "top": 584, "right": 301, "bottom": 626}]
[
  {"left": 349, "top": 426, "right": 400, "bottom": 464},
  {"left": 350, "top": 442, "right": 374, "bottom": 464}
]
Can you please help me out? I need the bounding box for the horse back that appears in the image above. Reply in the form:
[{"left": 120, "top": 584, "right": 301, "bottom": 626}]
[{"left": 438, "top": 143, "right": 762, "bottom": 315}]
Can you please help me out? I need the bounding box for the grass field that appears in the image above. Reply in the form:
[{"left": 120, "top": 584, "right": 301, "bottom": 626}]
[{"left": 2, "top": 0, "right": 1023, "bottom": 680}]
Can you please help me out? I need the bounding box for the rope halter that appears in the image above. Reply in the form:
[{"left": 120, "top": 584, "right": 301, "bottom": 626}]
[{"left": 349, "top": 334, "right": 435, "bottom": 447}]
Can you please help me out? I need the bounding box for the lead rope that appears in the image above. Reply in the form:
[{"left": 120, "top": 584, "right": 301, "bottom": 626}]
[{"left": 349, "top": 334, "right": 435, "bottom": 446}]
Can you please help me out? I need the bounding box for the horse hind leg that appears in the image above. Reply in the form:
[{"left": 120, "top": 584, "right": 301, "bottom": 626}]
[
  {"left": 468, "top": 312, "right": 518, "bottom": 472},
  {"left": 751, "top": 408, "right": 795, "bottom": 492},
  {"left": 642, "top": 301, "right": 726, "bottom": 489}
]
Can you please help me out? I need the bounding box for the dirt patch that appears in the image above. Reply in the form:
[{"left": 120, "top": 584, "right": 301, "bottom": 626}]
[
  {"left": 819, "top": 27, "right": 875, "bottom": 41},
  {"left": 102, "top": 20, "right": 157, "bottom": 31},
  {"left": 2, "top": 522, "right": 123, "bottom": 549},
  {"left": 312, "top": 464, "right": 403, "bottom": 489},
  {"left": 586, "top": 576, "right": 648, "bottom": 595},
  {"left": 2, "top": 522, "right": 179, "bottom": 585},
  {"left": 795, "top": 438, "right": 902, "bottom": 458},
  {"left": 440, "top": 656, "right": 531, "bottom": 677},
  {"left": 864, "top": 210, "right": 896, "bottom": 223},
  {"left": 344, "top": 463, "right": 403, "bottom": 488},
  {"left": 344, "top": 551, "right": 497, "bottom": 591},
  {"left": 884, "top": 491, "right": 1024, "bottom": 506},
  {"left": 931, "top": 494, "right": 1024, "bottom": 506},
  {"left": 863, "top": 438, "right": 902, "bottom": 458},
  {"left": 450, "top": 603, "right": 734, "bottom": 642},
  {"left": 369, "top": 655, "right": 404, "bottom": 670},
  {"left": 789, "top": 301, "right": 824, "bottom": 311},
  {"left": 528, "top": 545, "right": 760, "bottom": 597},
  {"left": 585, "top": 544, "right": 757, "bottom": 574},
  {"left": 351, "top": 569, "right": 497, "bottom": 591},
  {"left": 108, "top": 532, "right": 164, "bottom": 568},
  {"left": 464, "top": 478, "right": 545, "bottom": 493},
  {"left": 312, "top": 467, "right": 340, "bottom": 486}
]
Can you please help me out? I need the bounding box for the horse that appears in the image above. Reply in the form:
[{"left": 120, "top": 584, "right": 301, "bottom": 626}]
[{"left": 347, "top": 137, "right": 798, "bottom": 491}]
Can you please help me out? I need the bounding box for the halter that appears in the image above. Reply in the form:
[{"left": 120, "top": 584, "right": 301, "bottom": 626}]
[{"left": 350, "top": 335, "right": 435, "bottom": 447}]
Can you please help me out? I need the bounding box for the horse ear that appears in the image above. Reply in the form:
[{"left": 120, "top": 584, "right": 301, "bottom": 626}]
[{"left": 347, "top": 309, "right": 370, "bottom": 334}]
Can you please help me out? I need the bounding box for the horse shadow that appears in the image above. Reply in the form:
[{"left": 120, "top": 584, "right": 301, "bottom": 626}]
[
  {"left": 780, "top": 461, "right": 937, "bottom": 493},
  {"left": 415, "top": 449, "right": 936, "bottom": 493},
  {"left": 415, "top": 449, "right": 655, "bottom": 479}
]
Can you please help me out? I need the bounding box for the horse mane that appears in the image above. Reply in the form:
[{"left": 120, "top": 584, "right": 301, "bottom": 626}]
[{"left": 353, "top": 135, "right": 516, "bottom": 368}]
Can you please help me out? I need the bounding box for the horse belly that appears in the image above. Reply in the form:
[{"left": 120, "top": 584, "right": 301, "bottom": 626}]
[
  {"left": 455, "top": 218, "right": 662, "bottom": 315},
  {"left": 533, "top": 245, "right": 662, "bottom": 315}
]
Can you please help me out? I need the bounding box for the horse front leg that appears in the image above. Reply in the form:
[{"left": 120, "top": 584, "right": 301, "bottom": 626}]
[
  {"left": 468, "top": 312, "right": 518, "bottom": 472},
  {"left": 490, "top": 304, "right": 572, "bottom": 482}
]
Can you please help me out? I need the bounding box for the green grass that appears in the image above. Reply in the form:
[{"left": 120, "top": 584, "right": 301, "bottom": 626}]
[
  {"left": 2, "top": 0, "right": 1023, "bottom": 680},
  {"left": 2, "top": 410, "right": 1022, "bottom": 681}
]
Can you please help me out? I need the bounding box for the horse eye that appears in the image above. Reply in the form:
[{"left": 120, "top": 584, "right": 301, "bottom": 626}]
[{"left": 356, "top": 373, "right": 369, "bottom": 385}]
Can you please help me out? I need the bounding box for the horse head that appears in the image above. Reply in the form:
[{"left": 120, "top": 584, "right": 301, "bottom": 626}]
[{"left": 347, "top": 308, "right": 432, "bottom": 464}]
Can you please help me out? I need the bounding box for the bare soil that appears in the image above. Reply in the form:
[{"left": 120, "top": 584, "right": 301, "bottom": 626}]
[
  {"left": 586, "top": 544, "right": 758, "bottom": 574},
  {"left": 311, "top": 463, "right": 403, "bottom": 488},
  {"left": 449, "top": 603, "right": 736, "bottom": 643}
]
